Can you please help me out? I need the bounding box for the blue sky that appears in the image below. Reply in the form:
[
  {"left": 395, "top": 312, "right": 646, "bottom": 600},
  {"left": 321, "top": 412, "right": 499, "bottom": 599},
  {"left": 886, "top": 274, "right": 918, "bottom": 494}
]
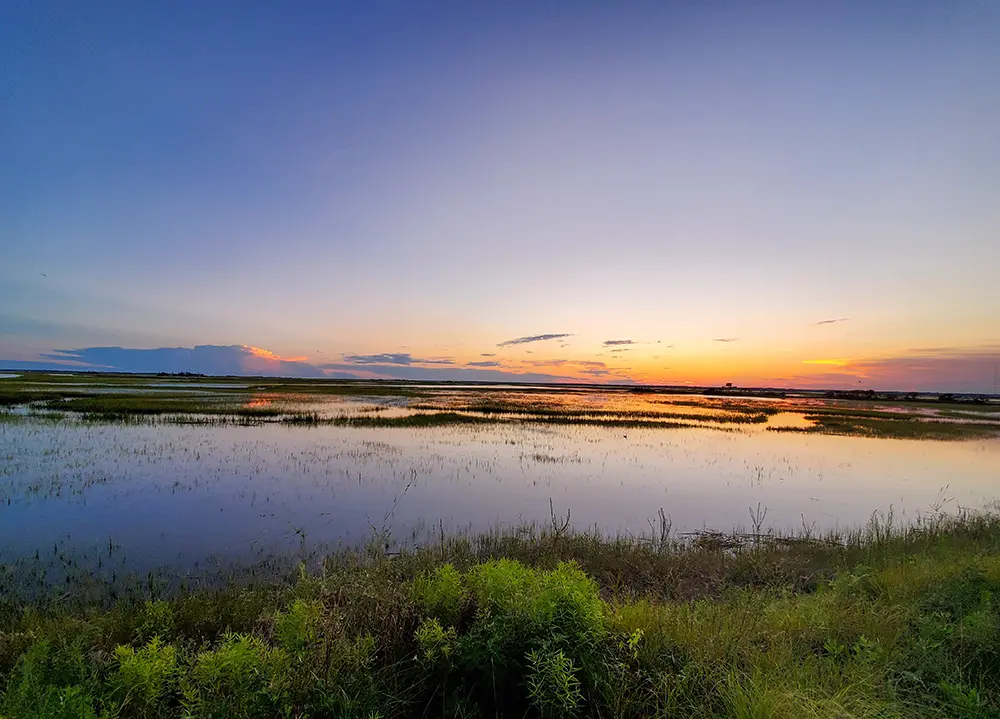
[{"left": 2, "top": 1, "right": 998, "bottom": 390}]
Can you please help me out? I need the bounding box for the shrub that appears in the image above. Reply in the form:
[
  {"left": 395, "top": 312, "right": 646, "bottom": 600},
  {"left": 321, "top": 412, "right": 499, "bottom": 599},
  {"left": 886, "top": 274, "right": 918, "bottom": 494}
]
[
  {"left": 181, "top": 633, "right": 290, "bottom": 719},
  {"left": 413, "top": 564, "right": 465, "bottom": 625},
  {"left": 112, "top": 637, "right": 179, "bottom": 718},
  {"left": 136, "top": 600, "right": 174, "bottom": 643},
  {"left": 410, "top": 559, "right": 607, "bottom": 716},
  {"left": 0, "top": 640, "right": 99, "bottom": 718},
  {"left": 274, "top": 598, "right": 321, "bottom": 652},
  {"left": 416, "top": 617, "right": 456, "bottom": 664},
  {"left": 526, "top": 646, "right": 583, "bottom": 717}
]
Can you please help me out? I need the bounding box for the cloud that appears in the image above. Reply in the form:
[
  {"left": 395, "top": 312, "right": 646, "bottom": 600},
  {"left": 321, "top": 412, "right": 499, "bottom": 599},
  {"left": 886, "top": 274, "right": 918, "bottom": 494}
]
[
  {"left": 713, "top": 337, "right": 740, "bottom": 343},
  {"left": 340, "top": 353, "right": 454, "bottom": 365},
  {"left": 814, "top": 317, "right": 851, "bottom": 326},
  {"left": 17, "top": 343, "right": 624, "bottom": 384},
  {"left": 39, "top": 344, "right": 326, "bottom": 377},
  {"left": 315, "top": 362, "right": 581, "bottom": 383},
  {"left": 790, "top": 344, "right": 1000, "bottom": 392},
  {"left": 521, "top": 359, "right": 607, "bottom": 369},
  {"left": 603, "top": 339, "right": 634, "bottom": 346},
  {"left": 610, "top": 348, "right": 630, "bottom": 353},
  {"left": 516, "top": 359, "right": 620, "bottom": 380},
  {"left": 497, "top": 333, "right": 573, "bottom": 347},
  {"left": 850, "top": 345, "right": 1000, "bottom": 393},
  {"left": 480, "top": 353, "right": 496, "bottom": 357}
]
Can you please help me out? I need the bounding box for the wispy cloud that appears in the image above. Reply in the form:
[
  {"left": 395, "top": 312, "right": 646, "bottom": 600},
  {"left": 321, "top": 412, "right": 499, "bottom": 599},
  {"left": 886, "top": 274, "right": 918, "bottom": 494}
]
[
  {"left": 497, "top": 333, "right": 573, "bottom": 347},
  {"left": 315, "top": 362, "right": 580, "bottom": 383},
  {"left": 467, "top": 360, "right": 501, "bottom": 367},
  {"left": 524, "top": 358, "right": 607, "bottom": 369},
  {"left": 480, "top": 353, "right": 496, "bottom": 357},
  {"left": 341, "top": 353, "right": 454, "bottom": 366},
  {"left": 514, "top": 358, "right": 625, "bottom": 379},
  {"left": 610, "top": 348, "right": 630, "bottom": 353},
  {"left": 713, "top": 337, "right": 740, "bottom": 343},
  {"left": 603, "top": 339, "right": 634, "bottom": 346},
  {"left": 814, "top": 317, "right": 851, "bottom": 326}
]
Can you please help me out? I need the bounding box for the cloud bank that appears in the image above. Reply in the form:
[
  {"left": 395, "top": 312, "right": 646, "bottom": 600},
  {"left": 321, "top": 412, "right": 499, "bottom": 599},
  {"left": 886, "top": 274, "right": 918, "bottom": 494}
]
[
  {"left": 7, "top": 344, "right": 591, "bottom": 384},
  {"left": 4, "top": 343, "right": 998, "bottom": 393},
  {"left": 40, "top": 345, "right": 326, "bottom": 377}
]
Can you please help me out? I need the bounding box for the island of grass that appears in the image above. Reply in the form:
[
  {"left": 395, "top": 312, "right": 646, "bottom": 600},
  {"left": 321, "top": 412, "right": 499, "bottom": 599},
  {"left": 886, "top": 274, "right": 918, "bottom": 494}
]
[{"left": 3, "top": 510, "right": 1000, "bottom": 717}]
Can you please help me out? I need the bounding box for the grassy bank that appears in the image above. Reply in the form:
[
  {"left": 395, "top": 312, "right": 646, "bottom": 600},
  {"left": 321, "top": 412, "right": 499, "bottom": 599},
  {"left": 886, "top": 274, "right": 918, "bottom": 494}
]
[{"left": 3, "top": 511, "right": 1000, "bottom": 717}]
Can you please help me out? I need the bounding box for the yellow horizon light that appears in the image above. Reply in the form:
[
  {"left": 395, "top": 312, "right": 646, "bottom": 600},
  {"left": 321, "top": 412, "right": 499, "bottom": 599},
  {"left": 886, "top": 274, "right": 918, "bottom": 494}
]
[{"left": 802, "top": 359, "right": 850, "bottom": 367}]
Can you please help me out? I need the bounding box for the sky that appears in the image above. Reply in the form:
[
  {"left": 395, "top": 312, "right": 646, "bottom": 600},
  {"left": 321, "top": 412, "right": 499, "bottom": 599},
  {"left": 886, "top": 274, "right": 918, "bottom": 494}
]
[{"left": 2, "top": 1, "right": 998, "bottom": 392}]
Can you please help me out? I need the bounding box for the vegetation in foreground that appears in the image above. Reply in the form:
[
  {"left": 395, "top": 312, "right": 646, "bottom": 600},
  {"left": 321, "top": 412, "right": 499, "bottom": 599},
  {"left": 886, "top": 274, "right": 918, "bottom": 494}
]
[{"left": 3, "top": 510, "right": 1000, "bottom": 717}]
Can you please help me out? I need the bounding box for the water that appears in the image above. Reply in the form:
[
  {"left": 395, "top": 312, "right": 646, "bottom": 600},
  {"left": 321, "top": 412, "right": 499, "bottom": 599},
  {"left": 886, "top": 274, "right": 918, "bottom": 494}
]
[{"left": 1, "top": 416, "right": 998, "bottom": 573}]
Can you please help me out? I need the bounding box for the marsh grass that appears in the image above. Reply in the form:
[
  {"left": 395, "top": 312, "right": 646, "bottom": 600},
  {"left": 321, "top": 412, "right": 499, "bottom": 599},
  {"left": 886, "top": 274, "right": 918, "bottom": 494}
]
[
  {"left": 4, "top": 372, "right": 998, "bottom": 437},
  {"left": 770, "top": 414, "right": 1000, "bottom": 440},
  {"left": 414, "top": 402, "right": 773, "bottom": 424},
  {"left": 4, "top": 509, "right": 1000, "bottom": 717}
]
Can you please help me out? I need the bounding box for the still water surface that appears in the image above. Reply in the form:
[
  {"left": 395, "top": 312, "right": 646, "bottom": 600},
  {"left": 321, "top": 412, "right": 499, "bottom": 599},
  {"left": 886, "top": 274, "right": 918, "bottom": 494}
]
[{"left": 2, "top": 418, "right": 998, "bottom": 572}]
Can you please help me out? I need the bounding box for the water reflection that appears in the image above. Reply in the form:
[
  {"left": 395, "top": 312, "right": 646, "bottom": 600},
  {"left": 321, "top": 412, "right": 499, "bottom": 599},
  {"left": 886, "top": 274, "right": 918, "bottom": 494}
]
[{"left": 1, "top": 417, "right": 998, "bottom": 574}]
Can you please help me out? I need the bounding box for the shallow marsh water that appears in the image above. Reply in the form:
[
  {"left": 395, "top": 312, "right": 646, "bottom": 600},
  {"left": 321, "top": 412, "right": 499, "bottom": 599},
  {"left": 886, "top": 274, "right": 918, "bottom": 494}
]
[{"left": 2, "top": 412, "right": 998, "bottom": 574}]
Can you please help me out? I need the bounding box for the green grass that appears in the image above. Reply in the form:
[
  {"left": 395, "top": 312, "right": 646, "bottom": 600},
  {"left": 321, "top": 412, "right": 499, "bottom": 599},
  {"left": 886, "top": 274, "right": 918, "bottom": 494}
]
[{"left": 4, "top": 510, "right": 1000, "bottom": 717}]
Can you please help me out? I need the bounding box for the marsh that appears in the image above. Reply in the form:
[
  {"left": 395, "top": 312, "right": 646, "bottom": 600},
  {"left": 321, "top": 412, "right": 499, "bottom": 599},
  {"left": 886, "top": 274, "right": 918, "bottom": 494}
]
[{"left": 2, "top": 372, "right": 998, "bottom": 577}]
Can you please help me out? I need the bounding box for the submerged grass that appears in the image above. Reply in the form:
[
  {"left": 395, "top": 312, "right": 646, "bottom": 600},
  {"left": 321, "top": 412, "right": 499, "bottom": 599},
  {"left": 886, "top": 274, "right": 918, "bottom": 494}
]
[{"left": 4, "top": 509, "right": 1000, "bottom": 717}]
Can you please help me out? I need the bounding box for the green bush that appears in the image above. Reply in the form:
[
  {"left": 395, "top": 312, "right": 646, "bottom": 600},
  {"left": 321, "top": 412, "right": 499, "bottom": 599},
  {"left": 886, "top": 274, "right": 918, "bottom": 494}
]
[
  {"left": 410, "top": 560, "right": 608, "bottom": 716},
  {"left": 136, "top": 600, "right": 174, "bottom": 643},
  {"left": 274, "top": 598, "right": 321, "bottom": 651},
  {"left": 413, "top": 564, "right": 465, "bottom": 625},
  {"left": 526, "top": 646, "right": 583, "bottom": 717},
  {"left": 181, "top": 633, "right": 290, "bottom": 719},
  {"left": 416, "top": 617, "right": 456, "bottom": 664},
  {"left": 1, "top": 640, "right": 100, "bottom": 719},
  {"left": 112, "top": 637, "right": 179, "bottom": 717}
]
